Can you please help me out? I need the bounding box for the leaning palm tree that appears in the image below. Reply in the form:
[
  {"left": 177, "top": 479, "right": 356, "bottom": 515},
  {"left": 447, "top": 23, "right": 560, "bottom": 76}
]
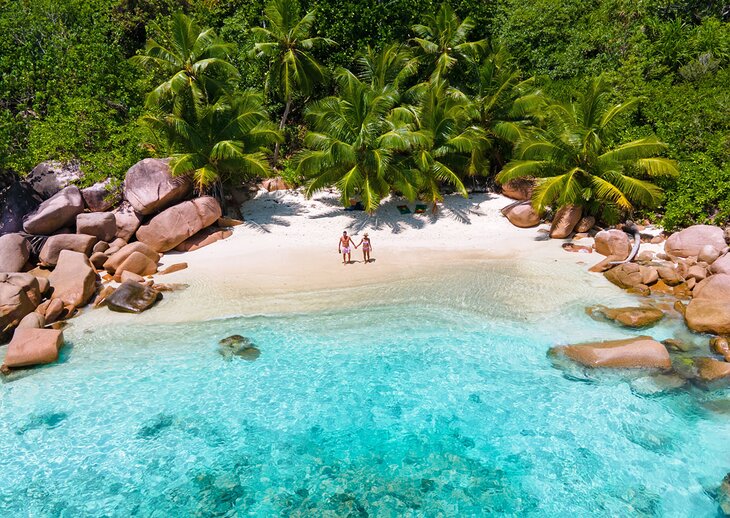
[
  {"left": 295, "top": 69, "right": 425, "bottom": 212},
  {"left": 141, "top": 90, "right": 282, "bottom": 193},
  {"left": 251, "top": 0, "right": 335, "bottom": 162},
  {"left": 130, "top": 12, "right": 239, "bottom": 115},
  {"left": 411, "top": 3, "right": 487, "bottom": 82},
  {"left": 496, "top": 76, "right": 679, "bottom": 220},
  {"left": 407, "top": 80, "right": 488, "bottom": 207}
]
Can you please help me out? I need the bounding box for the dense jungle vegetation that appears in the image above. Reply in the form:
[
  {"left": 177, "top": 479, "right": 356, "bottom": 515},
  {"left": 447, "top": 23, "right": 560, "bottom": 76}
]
[{"left": 0, "top": 0, "right": 728, "bottom": 226}]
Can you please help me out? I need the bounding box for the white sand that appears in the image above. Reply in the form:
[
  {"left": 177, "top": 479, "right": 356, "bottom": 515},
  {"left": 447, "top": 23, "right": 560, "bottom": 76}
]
[{"left": 69, "top": 189, "right": 636, "bottom": 328}]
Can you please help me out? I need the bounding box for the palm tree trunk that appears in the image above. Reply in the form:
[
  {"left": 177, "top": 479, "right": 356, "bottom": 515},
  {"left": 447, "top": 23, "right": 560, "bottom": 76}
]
[{"left": 273, "top": 98, "right": 293, "bottom": 165}]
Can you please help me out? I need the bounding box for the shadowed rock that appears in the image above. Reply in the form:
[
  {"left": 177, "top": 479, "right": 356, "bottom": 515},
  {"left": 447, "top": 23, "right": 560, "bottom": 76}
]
[
  {"left": 123, "top": 158, "right": 192, "bottom": 215},
  {"left": 105, "top": 281, "right": 161, "bottom": 313},
  {"left": 23, "top": 186, "right": 84, "bottom": 235},
  {"left": 0, "top": 233, "right": 31, "bottom": 272},
  {"left": 218, "top": 335, "right": 260, "bottom": 361}
]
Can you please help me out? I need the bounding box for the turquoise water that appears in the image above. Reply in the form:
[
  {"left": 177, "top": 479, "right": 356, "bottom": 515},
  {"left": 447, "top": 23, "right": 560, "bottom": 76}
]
[{"left": 1, "top": 263, "right": 730, "bottom": 516}]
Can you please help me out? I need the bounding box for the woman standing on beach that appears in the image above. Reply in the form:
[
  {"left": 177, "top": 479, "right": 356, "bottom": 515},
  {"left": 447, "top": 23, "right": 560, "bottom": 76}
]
[{"left": 358, "top": 233, "right": 373, "bottom": 263}]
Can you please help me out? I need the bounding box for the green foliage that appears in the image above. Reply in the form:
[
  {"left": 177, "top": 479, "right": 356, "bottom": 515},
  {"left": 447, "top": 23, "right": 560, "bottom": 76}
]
[{"left": 496, "top": 77, "right": 679, "bottom": 219}]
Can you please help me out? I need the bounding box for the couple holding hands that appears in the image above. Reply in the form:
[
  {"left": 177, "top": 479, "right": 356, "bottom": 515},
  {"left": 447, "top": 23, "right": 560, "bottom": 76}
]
[{"left": 338, "top": 231, "right": 373, "bottom": 265}]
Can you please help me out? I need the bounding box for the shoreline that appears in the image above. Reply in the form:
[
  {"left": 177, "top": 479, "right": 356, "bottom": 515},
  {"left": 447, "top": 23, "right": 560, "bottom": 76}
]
[{"left": 70, "top": 190, "right": 625, "bottom": 328}]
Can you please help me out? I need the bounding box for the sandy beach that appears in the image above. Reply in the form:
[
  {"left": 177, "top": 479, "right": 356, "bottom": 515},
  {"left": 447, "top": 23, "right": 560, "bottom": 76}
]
[{"left": 71, "top": 189, "right": 632, "bottom": 326}]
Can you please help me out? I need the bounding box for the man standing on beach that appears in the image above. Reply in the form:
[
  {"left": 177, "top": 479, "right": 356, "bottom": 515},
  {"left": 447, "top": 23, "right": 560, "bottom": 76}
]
[{"left": 338, "top": 231, "right": 354, "bottom": 265}]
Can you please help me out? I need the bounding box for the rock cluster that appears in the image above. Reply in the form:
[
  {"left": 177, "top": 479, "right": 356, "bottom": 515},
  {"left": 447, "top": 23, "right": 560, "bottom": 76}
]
[{"left": 1, "top": 158, "right": 235, "bottom": 373}]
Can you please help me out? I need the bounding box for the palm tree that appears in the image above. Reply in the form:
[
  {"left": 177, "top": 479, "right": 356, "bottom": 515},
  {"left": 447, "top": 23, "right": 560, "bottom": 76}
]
[
  {"left": 411, "top": 3, "right": 487, "bottom": 82},
  {"left": 466, "top": 44, "right": 545, "bottom": 174},
  {"left": 355, "top": 43, "right": 419, "bottom": 92},
  {"left": 496, "top": 76, "right": 679, "bottom": 220},
  {"left": 141, "top": 90, "right": 282, "bottom": 193},
  {"left": 251, "top": 0, "right": 335, "bottom": 162},
  {"left": 130, "top": 12, "right": 239, "bottom": 114},
  {"left": 407, "top": 80, "right": 488, "bottom": 207},
  {"left": 295, "top": 69, "right": 425, "bottom": 212}
]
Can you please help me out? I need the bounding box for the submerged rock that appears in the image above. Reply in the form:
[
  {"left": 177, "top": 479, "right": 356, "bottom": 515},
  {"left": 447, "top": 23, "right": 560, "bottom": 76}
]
[
  {"left": 218, "top": 335, "right": 260, "bottom": 361},
  {"left": 105, "top": 281, "right": 161, "bottom": 313},
  {"left": 587, "top": 305, "right": 665, "bottom": 328},
  {"left": 718, "top": 473, "right": 730, "bottom": 516},
  {"left": 550, "top": 336, "right": 671, "bottom": 370}
]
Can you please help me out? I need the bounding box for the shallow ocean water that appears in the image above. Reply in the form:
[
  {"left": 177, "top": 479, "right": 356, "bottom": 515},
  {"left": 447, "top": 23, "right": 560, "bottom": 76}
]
[{"left": 1, "top": 261, "right": 729, "bottom": 516}]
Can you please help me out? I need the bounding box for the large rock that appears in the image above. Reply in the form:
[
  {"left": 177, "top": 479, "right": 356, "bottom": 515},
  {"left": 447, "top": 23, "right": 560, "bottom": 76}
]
[
  {"left": 260, "top": 177, "right": 291, "bottom": 192},
  {"left": 685, "top": 274, "right": 730, "bottom": 334},
  {"left": 0, "top": 173, "right": 41, "bottom": 236},
  {"left": 665, "top": 224, "right": 725, "bottom": 258},
  {"left": 22, "top": 186, "right": 85, "bottom": 235},
  {"left": 594, "top": 229, "right": 631, "bottom": 260},
  {"left": 694, "top": 357, "right": 730, "bottom": 383},
  {"left": 2, "top": 328, "right": 64, "bottom": 368},
  {"left": 549, "top": 205, "right": 582, "bottom": 239},
  {"left": 39, "top": 234, "right": 97, "bottom": 267},
  {"left": 111, "top": 201, "right": 143, "bottom": 241},
  {"left": 76, "top": 212, "right": 116, "bottom": 242},
  {"left": 49, "top": 250, "right": 97, "bottom": 308},
  {"left": 136, "top": 197, "right": 222, "bottom": 252},
  {"left": 81, "top": 179, "right": 120, "bottom": 212},
  {"left": 25, "top": 161, "right": 82, "bottom": 199},
  {"left": 575, "top": 216, "right": 596, "bottom": 233},
  {"left": 587, "top": 305, "right": 665, "bottom": 328},
  {"left": 105, "top": 281, "right": 161, "bottom": 313},
  {"left": 17, "top": 312, "right": 44, "bottom": 329},
  {"left": 0, "top": 234, "right": 31, "bottom": 272},
  {"left": 103, "top": 242, "right": 160, "bottom": 274},
  {"left": 123, "top": 158, "right": 192, "bottom": 215},
  {"left": 0, "top": 273, "right": 40, "bottom": 331},
  {"left": 711, "top": 253, "right": 730, "bottom": 275},
  {"left": 175, "top": 227, "right": 232, "bottom": 252},
  {"left": 604, "top": 263, "right": 655, "bottom": 289},
  {"left": 502, "top": 202, "right": 540, "bottom": 228},
  {"left": 500, "top": 178, "right": 534, "bottom": 201},
  {"left": 551, "top": 336, "right": 671, "bottom": 369},
  {"left": 112, "top": 251, "right": 158, "bottom": 281}
]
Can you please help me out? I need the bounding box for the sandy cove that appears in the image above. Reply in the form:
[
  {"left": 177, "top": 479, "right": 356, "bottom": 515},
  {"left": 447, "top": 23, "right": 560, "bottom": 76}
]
[{"left": 75, "top": 190, "right": 628, "bottom": 326}]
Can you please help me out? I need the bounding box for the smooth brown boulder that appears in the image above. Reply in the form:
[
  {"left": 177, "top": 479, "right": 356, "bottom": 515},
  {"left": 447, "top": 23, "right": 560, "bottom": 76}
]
[
  {"left": 103, "top": 242, "right": 160, "bottom": 274},
  {"left": 2, "top": 328, "right": 64, "bottom": 368},
  {"left": 604, "top": 263, "right": 654, "bottom": 289},
  {"left": 112, "top": 251, "right": 158, "bottom": 281},
  {"left": 665, "top": 225, "right": 725, "bottom": 258},
  {"left": 695, "top": 357, "right": 730, "bottom": 382},
  {"left": 105, "top": 281, "right": 161, "bottom": 313},
  {"left": 39, "top": 233, "right": 97, "bottom": 267},
  {"left": 549, "top": 205, "right": 582, "bottom": 239},
  {"left": 711, "top": 253, "right": 730, "bottom": 275},
  {"left": 36, "top": 276, "right": 50, "bottom": 296},
  {"left": 217, "top": 217, "right": 243, "bottom": 228},
  {"left": 81, "top": 179, "right": 120, "bottom": 212},
  {"left": 588, "top": 305, "right": 665, "bottom": 328},
  {"left": 0, "top": 273, "right": 40, "bottom": 331},
  {"left": 93, "top": 241, "right": 110, "bottom": 254},
  {"left": 551, "top": 336, "right": 671, "bottom": 369},
  {"left": 575, "top": 216, "right": 595, "bottom": 233},
  {"left": 174, "top": 228, "right": 232, "bottom": 252},
  {"left": 0, "top": 233, "right": 31, "bottom": 272},
  {"left": 136, "top": 197, "right": 222, "bottom": 252},
  {"left": 123, "top": 158, "right": 192, "bottom": 215},
  {"left": 17, "top": 312, "right": 45, "bottom": 329},
  {"left": 710, "top": 337, "right": 730, "bottom": 362},
  {"left": 698, "top": 244, "right": 721, "bottom": 264},
  {"left": 594, "top": 229, "right": 631, "bottom": 260},
  {"left": 502, "top": 202, "right": 540, "bottom": 228},
  {"left": 111, "top": 201, "right": 143, "bottom": 241},
  {"left": 685, "top": 275, "right": 730, "bottom": 334},
  {"left": 40, "top": 298, "right": 65, "bottom": 324},
  {"left": 89, "top": 252, "right": 109, "bottom": 269},
  {"left": 49, "top": 250, "right": 97, "bottom": 308},
  {"left": 686, "top": 265, "right": 707, "bottom": 282},
  {"left": 76, "top": 212, "right": 116, "bottom": 242},
  {"left": 500, "top": 178, "right": 534, "bottom": 201},
  {"left": 656, "top": 266, "right": 683, "bottom": 286},
  {"left": 22, "top": 186, "right": 85, "bottom": 235}
]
